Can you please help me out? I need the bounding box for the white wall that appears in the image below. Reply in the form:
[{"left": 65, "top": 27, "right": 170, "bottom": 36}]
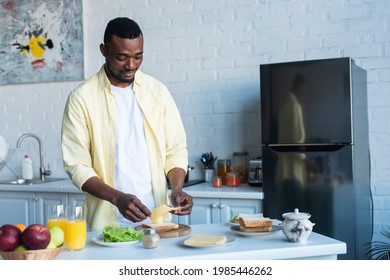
[{"left": 0, "top": 0, "right": 389, "bottom": 240}]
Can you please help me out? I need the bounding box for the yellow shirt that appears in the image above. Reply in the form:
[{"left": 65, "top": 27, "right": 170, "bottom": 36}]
[
  {"left": 276, "top": 92, "right": 306, "bottom": 185},
  {"left": 61, "top": 66, "right": 188, "bottom": 231}
]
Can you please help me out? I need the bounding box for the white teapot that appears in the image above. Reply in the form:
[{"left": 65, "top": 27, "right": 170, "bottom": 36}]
[{"left": 281, "top": 208, "right": 315, "bottom": 242}]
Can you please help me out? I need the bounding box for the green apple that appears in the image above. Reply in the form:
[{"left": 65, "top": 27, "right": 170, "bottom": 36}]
[
  {"left": 49, "top": 226, "right": 64, "bottom": 247},
  {"left": 46, "top": 240, "right": 57, "bottom": 249},
  {"left": 14, "top": 244, "right": 27, "bottom": 251}
]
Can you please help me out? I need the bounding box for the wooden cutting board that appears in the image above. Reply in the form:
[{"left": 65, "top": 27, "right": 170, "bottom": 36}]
[
  {"left": 157, "top": 224, "right": 191, "bottom": 238},
  {"left": 136, "top": 224, "right": 191, "bottom": 239}
]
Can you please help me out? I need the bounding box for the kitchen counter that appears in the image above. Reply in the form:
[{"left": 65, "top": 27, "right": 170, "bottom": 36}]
[
  {"left": 181, "top": 182, "right": 263, "bottom": 199},
  {"left": 56, "top": 223, "right": 346, "bottom": 260},
  {"left": 0, "top": 178, "right": 81, "bottom": 193},
  {"left": 0, "top": 179, "right": 263, "bottom": 199},
  {"left": 0, "top": 178, "right": 263, "bottom": 226}
]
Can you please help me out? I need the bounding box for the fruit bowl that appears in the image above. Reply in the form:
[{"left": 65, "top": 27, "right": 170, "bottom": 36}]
[{"left": 0, "top": 244, "right": 64, "bottom": 260}]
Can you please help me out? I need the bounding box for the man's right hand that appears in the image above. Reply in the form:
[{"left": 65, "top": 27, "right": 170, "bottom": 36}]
[
  {"left": 82, "top": 176, "right": 151, "bottom": 223},
  {"left": 115, "top": 193, "right": 151, "bottom": 222}
]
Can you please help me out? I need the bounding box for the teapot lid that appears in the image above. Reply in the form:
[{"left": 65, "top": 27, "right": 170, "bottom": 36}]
[{"left": 282, "top": 208, "right": 311, "bottom": 220}]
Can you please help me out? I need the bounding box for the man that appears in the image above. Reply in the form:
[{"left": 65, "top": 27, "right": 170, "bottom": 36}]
[
  {"left": 276, "top": 73, "right": 307, "bottom": 213},
  {"left": 61, "top": 17, "right": 193, "bottom": 231}
]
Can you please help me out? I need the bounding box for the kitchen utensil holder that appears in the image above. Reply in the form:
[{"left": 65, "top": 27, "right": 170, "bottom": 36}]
[{"left": 204, "top": 169, "right": 214, "bottom": 183}]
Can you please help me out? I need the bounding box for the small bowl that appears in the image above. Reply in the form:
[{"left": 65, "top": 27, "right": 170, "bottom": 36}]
[
  {"left": 0, "top": 244, "right": 64, "bottom": 260},
  {"left": 281, "top": 208, "right": 315, "bottom": 242}
]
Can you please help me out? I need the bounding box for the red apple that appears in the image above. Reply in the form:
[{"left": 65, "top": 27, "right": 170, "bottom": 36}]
[
  {"left": 0, "top": 224, "right": 22, "bottom": 251},
  {"left": 21, "top": 224, "right": 51, "bottom": 250}
]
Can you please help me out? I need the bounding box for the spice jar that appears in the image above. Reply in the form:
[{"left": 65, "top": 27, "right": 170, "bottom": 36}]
[
  {"left": 213, "top": 176, "right": 222, "bottom": 188},
  {"left": 217, "top": 159, "right": 231, "bottom": 185},
  {"left": 232, "top": 152, "right": 248, "bottom": 183},
  {"left": 225, "top": 172, "right": 241, "bottom": 187},
  {"left": 141, "top": 228, "right": 160, "bottom": 249}
]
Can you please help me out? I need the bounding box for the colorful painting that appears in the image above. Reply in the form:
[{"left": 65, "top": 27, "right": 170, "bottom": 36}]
[{"left": 0, "top": 0, "right": 83, "bottom": 85}]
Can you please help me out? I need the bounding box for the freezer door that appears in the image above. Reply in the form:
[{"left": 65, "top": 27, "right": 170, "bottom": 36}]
[
  {"left": 262, "top": 144, "right": 356, "bottom": 258},
  {"left": 261, "top": 58, "right": 353, "bottom": 145}
]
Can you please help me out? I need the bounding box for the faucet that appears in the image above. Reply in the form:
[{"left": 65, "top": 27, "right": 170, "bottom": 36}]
[{"left": 16, "top": 133, "right": 51, "bottom": 181}]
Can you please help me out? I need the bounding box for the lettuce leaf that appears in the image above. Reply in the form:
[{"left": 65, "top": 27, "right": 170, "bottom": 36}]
[
  {"left": 102, "top": 226, "right": 144, "bottom": 242},
  {"left": 230, "top": 216, "right": 237, "bottom": 223}
]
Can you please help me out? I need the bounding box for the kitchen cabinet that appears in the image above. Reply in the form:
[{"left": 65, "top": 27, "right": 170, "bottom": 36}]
[
  {"left": 68, "top": 193, "right": 86, "bottom": 207},
  {"left": 180, "top": 197, "right": 261, "bottom": 225},
  {"left": 35, "top": 192, "right": 67, "bottom": 225},
  {"left": 0, "top": 191, "right": 35, "bottom": 225},
  {"left": 0, "top": 190, "right": 84, "bottom": 226},
  {"left": 0, "top": 191, "right": 67, "bottom": 226}
]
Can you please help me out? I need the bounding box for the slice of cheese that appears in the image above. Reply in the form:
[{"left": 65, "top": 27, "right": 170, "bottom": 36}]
[
  {"left": 184, "top": 234, "right": 227, "bottom": 246},
  {"left": 150, "top": 205, "right": 180, "bottom": 224}
]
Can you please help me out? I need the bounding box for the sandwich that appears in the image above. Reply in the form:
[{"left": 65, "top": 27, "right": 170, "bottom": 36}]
[{"left": 236, "top": 213, "right": 273, "bottom": 232}]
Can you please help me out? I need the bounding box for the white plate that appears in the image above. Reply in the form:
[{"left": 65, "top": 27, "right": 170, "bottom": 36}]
[
  {"left": 92, "top": 234, "right": 140, "bottom": 247},
  {"left": 181, "top": 235, "right": 235, "bottom": 248},
  {"left": 0, "top": 136, "right": 7, "bottom": 162},
  {"left": 230, "top": 225, "right": 282, "bottom": 237},
  {"left": 227, "top": 221, "right": 240, "bottom": 227}
]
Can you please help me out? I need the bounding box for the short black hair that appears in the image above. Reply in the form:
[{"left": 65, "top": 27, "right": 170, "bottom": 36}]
[{"left": 103, "top": 17, "right": 143, "bottom": 45}]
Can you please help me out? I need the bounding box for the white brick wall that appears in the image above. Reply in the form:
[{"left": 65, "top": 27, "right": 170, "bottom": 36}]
[{"left": 1, "top": 0, "right": 389, "bottom": 239}]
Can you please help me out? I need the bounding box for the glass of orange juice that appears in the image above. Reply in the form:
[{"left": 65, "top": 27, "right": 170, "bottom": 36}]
[
  {"left": 65, "top": 204, "right": 87, "bottom": 251},
  {"left": 47, "top": 203, "right": 67, "bottom": 232}
]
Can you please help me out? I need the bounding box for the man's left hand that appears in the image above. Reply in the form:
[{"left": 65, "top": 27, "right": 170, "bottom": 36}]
[{"left": 170, "top": 190, "right": 193, "bottom": 215}]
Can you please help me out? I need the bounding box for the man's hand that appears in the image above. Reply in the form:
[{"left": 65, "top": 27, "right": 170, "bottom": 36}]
[
  {"left": 170, "top": 190, "right": 193, "bottom": 215},
  {"left": 116, "top": 193, "right": 151, "bottom": 222},
  {"left": 167, "top": 167, "right": 193, "bottom": 215},
  {"left": 82, "top": 176, "right": 151, "bottom": 223}
]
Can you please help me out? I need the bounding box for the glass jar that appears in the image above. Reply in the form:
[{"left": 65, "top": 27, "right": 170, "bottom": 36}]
[
  {"left": 232, "top": 152, "right": 248, "bottom": 183},
  {"left": 141, "top": 228, "right": 160, "bottom": 249},
  {"left": 213, "top": 176, "right": 222, "bottom": 188},
  {"left": 226, "top": 172, "right": 241, "bottom": 187},
  {"left": 217, "top": 159, "right": 231, "bottom": 185}
]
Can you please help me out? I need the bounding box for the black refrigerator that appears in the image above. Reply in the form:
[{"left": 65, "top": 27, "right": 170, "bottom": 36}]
[{"left": 260, "top": 57, "right": 372, "bottom": 260}]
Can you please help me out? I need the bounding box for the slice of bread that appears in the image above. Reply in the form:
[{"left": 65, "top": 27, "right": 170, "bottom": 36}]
[
  {"left": 237, "top": 213, "right": 264, "bottom": 220},
  {"left": 141, "top": 222, "right": 179, "bottom": 231},
  {"left": 239, "top": 225, "right": 272, "bottom": 232}
]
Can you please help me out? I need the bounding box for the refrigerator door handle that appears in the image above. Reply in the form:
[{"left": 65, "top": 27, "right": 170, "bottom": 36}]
[{"left": 267, "top": 143, "right": 350, "bottom": 152}]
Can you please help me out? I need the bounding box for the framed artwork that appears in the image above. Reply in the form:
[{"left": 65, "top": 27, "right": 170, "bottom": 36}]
[{"left": 0, "top": 0, "right": 84, "bottom": 85}]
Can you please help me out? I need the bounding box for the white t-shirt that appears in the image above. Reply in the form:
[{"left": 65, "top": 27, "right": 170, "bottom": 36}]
[{"left": 111, "top": 84, "right": 155, "bottom": 226}]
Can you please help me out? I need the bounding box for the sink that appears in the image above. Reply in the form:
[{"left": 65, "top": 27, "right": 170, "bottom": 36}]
[{"left": 0, "top": 177, "right": 68, "bottom": 185}]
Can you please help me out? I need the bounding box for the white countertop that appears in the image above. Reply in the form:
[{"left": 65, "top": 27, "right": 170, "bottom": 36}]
[
  {"left": 0, "top": 179, "right": 263, "bottom": 199},
  {"left": 56, "top": 223, "right": 346, "bottom": 260},
  {"left": 182, "top": 183, "right": 263, "bottom": 199},
  {"left": 0, "top": 178, "right": 80, "bottom": 193}
]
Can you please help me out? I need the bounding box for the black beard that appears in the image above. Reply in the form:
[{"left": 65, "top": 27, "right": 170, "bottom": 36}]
[{"left": 105, "top": 63, "right": 134, "bottom": 85}]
